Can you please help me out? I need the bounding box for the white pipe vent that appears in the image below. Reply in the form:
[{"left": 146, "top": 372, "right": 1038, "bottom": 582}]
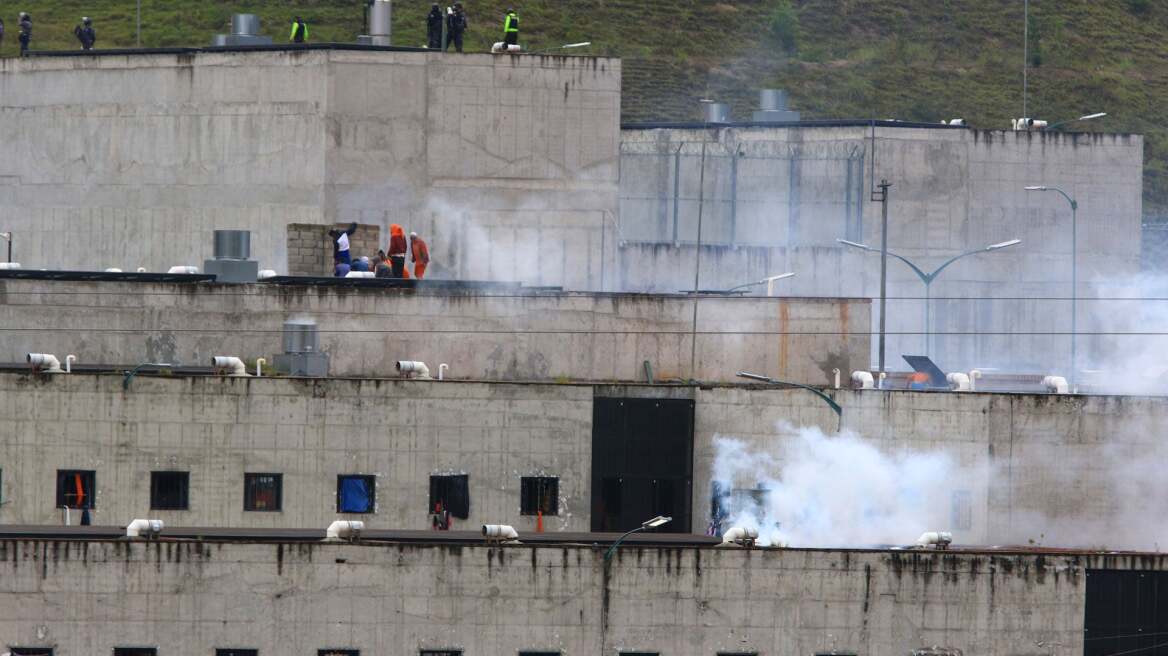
[
  {"left": 27, "top": 353, "right": 63, "bottom": 373},
  {"left": 126, "top": 518, "right": 164, "bottom": 538},
  {"left": 397, "top": 361, "right": 432, "bottom": 379},
  {"left": 326, "top": 520, "right": 365, "bottom": 540},
  {"left": 211, "top": 356, "right": 250, "bottom": 377},
  {"left": 482, "top": 524, "right": 519, "bottom": 541}
]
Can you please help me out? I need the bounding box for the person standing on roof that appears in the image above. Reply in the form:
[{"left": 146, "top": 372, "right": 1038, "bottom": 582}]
[
  {"left": 74, "top": 17, "right": 96, "bottom": 50},
  {"left": 388, "top": 224, "right": 408, "bottom": 278},
  {"left": 0, "top": 18, "right": 7, "bottom": 50},
  {"left": 410, "top": 232, "right": 430, "bottom": 279},
  {"left": 328, "top": 222, "right": 358, "bottom": 265},
  {"left": 18, "top": 13, "right": 31, "bottom": 57},
  {"left": 426, "top": 3, "right": 444, "bottom": 49},
  {"left": 444, "top": 3, "right": 467, "bottom": 53},
  {"left": 502, "top": 8, "right": 519, "bottom": 48},
  {"left": 290, "top": 16, "right": 308, "bottom": 43}
]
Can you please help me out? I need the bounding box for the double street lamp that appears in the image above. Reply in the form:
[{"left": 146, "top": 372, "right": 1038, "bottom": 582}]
[
  {"left": 1025, "top": 185, "right": 1078, "bottom": 385},
  {"left": 838, "top": 238, "right": 1022, "bottom": 357}
]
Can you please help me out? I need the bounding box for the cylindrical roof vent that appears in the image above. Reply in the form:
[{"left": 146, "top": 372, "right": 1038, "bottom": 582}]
[
  {"left": 368, "top": 0, "right": 392, "bottom": 38},
  {"left": 283, "top": 319, "right": 320, "bottom": 354},
  {"left": 759, "top": 89, "right": 789, "bottom": 111},
  {"left": 231, "top": 14, "right": 261, "bottom": 36},
  {"left": 704, "top": 102, "right": 731, "bottom": 124},
  {"left": 213, "top": 230, "right": 251, "bottom": 261}
]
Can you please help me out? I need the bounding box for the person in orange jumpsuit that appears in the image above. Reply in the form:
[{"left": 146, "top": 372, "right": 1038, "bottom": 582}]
[
  {"left": 387, "top": 224, "right": 408, "bottom": 278},
  {"left": 410, "top": 231, "right": 430, "bottom": 279}
]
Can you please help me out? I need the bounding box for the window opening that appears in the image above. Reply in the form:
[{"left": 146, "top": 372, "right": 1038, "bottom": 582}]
[
  {"left": 520, "top": 476, "right": 559, "bottom": 515},
  {"left": 337, "top": 475, "right": 376, "bottom": 513},
  {"left": 56, "top": 469, "right": 95, "bottom": 509},
  {"left": 114, "top": 649, "right": 158, "bottom": 656},
  {"left": 243, "top": 473, "right": 282, "bottom": 511},
  {"left": 429, "top": 474, "right": 469, "bottom": 528},
  {"left": 150, "top": 471, "right": 190, "bottom": 510}
]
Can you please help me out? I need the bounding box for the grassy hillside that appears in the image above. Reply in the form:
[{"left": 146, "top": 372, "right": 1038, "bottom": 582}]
[{"left": 3, "top": 0, "right": 1167, "bottom": 213}]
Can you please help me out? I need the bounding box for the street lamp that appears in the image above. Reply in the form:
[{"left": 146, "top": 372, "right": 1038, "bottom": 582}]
[
  {"left": 1044, "top": 112, "right": 1107, "bottom": 131},
  {"left": 725, "top": 272, "right": 796, "bottom": 295},
  {"left": 529, "top": 41, "right": 592, "bottom": 55},
  {"left": 603, "top": 515, "right": 672, "bottom": 561},
  {"left": 737, "top": 371, "right": 842, "bottom": 430},
  {"left": 837, "top": 238, "right": 1022, "bottom": 357},
  {"left": 1026, "top": 184, "right": 1078, "bottom": 385}
]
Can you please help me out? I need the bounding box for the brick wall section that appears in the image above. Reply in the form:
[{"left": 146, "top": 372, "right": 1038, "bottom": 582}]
[{"left": 286, "top": 223, "right": 382, "bottom": 276}]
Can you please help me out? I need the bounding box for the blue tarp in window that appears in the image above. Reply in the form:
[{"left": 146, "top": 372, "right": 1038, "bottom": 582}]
[{"left": 338, "top": 476, "right": 374, "bottom": 513}]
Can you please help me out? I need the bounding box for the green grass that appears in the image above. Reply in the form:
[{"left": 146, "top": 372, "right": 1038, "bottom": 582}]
[{"left": 4, "top": 0, "right": 1168, "bottom": 212}]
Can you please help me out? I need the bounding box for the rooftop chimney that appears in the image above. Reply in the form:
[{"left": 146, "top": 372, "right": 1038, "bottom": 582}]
[
  {"left": 274, "top": 319, "right": 330, "bottom": 376},
  {"left": 211, "top": 14, "right": 274, "bottom": 46},
  {"left": 203, "top": 230, "right": 259, "bottom": 283},
  {"left": 752, "top": 89, "right": 800, "bottom": 123},
  {"left": 703, "top": 102, "right": 731, "bottom": 124}
]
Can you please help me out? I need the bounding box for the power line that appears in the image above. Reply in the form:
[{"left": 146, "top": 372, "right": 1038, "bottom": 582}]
[{"left": 0, "top": 328, "right": 1165, "bottom": 336}]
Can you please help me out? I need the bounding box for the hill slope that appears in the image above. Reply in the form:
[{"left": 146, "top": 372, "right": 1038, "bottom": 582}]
[{"left": 3, "top": 0, "right": 1167, "bottom": 212}]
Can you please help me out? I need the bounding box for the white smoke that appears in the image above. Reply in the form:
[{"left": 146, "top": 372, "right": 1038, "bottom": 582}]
[
  {"left": 711, "top": 424, "right": 967, "bottom": 547},
  {"left": 1080, "top": 273, "right": 1168, "bottom": 395}
]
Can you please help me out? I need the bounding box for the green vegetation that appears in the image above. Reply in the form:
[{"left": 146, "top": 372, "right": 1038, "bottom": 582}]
[{"left": 3, "top": 0, "right": 1168, "bottom": 212}]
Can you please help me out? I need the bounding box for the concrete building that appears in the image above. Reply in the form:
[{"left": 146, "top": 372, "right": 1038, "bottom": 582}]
[
  {"left": 0, "top": 277, "right": 870, "bottom": 385},
  {"left": 1, "top": 371, "right": 1165, "bottom": 550},
  {"left": 0, "top": 48, "right": 621, "bottom": 289},
  {"left": 0, "top": 530, "right": 1156, "bottom": 656},
  {"left": 619, "top": 122, "right": 1145, "bottom": 374}
]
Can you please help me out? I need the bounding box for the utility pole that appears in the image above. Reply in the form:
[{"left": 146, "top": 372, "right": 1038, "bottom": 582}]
[
  {"left": 137, "top": 0, "right": 142, "bottom": 47},
  {"left": 1023, "top": 0, "right": 1029, "bottom": 118},
  {"left": 872, "top": 180, "right": 892, "bottom": 380}
]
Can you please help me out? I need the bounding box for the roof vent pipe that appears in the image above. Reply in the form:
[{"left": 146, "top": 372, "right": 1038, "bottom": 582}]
[
  {"left": 720, "top": 526, "right": 759, "bottom": 547},
  {"left": 397, "top": 360, "right": 432, "bottom": 379},
  {"left": 482, "top": 524, "right": 519, "bottom": 541},
  {"left": 916, "top": 531, "right": 953, "bottom": 549},
  {"left": 283, "top": 320, "right": 320, "bottom": 354},
  {"left": 703, "top": 102, "right": 731, "bottom": 124},
  {"left": 326, "top": 520, "right": 365, "bottom": 540},
  {"left": 1043, "top": 375, "right": 1070, "bottom": 394},
  {"left": 759, "top": 89, "right": 789, "bottom": 111},
  {"left": 231, "top": 13, "right": 261, "bottom": 36},
  {"left": 65, "top": 355, "right": 76, "bottom": 373},
  {"left": 126, "top": 518, "right": 164, "bottom": 538},
  {"left": 213, "top": 230, "right": 251, "bottom": 261},
  {"left": 211, "top": 356, "right": 250, "bottom": 377},
  {"left": 27, "top": 353, "right": 63, "bottom": 373}
]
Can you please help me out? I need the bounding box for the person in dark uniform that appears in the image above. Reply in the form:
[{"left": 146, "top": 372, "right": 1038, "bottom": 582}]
[
  {"left": 18, "top": 13, "right": 32, "bottom": 57},
  {"left": 426, "top": 4, "right": 444, "bottom": 49},
  {"left": 445, "top": 3, "right": 467, "bottom": 53},
  {"left": 73, "top": 17, "right": 96, "bottom": 50}
]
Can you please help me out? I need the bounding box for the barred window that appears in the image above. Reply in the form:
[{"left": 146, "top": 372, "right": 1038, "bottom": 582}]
[
  {"left": 150, "top": 471, "right": 190, "bottom": 510},
  {"left": 243, "top": 473, "right": 282, "bottom": 512},
  {"left": 337, "top": 475, "right": 376, "bottom": 514},
  {"left": 56, "top": 469, "right": 95, "bottom": 509},
  {"left": 520, "top": 477, "right": 559, "bottom": 515}
]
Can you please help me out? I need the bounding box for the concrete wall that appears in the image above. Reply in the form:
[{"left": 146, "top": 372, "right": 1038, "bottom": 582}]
[
  {"left": 0, "top": 537, "right": 1104, "bottom": 655},
  {"left": 0, "top": 279, "right": 871, "bottom": 385},
  {"left": 0, "top": 376, "right": 593, "bottom": 531},
  {"left": 619, "top": 125, "right": 1145, "bottom": 374},
  {"left": 0, "top": 49, "right": 621, "bottom": 289},
  {"left": 1, "top": 372, "right": 1168, "bottom": 549}
]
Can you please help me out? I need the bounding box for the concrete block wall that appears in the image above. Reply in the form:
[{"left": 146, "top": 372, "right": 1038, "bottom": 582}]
[
  {"left": 0, "top": 50, "right": 621, "bottom": 289},
  {"left": 0, "top": 376, "right": 593, "bottom": 532},
  {"left": 0, "top": 538, "right": 1097, "bottom": 655},
  {"left": 618, "top": 126, "right": 1145, "bottom": 373},
  {"left": 0, "top": 279, "right": 871, "bottom": 385},
  {"left": 287, "top": 223, "right": 383, "bottom": 276}
]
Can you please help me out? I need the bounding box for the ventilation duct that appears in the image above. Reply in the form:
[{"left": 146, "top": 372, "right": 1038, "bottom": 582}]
[
  {"left": 358, "top": 0, "right": 393, "bottom": 46},
  {"left": 203, "top": 230, "right": 259, "bottom": 283},
  {"left": 211, "top": 14, "right": 273, "bottom": 46},
  {"left": 703, "top": 102, "right": 731, "bottom": 124},
  {"left": 274, "top": 319, "right": 330, "bottom": 376},
  {"left": 752, "top": 89, "right": 800, "bottom": 123}
]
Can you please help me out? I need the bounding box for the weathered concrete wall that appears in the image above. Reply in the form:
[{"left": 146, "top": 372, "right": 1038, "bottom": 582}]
[
  {"left": 0, "top": 538, "right": 1101, "bottom": 655},
  {"left": 619, "top": 125, "right": 1145, "bottom": 374},
  {"left": 0, "top": 49, "right": 621, "bottom": 289},
  {"left": 0, "top": 279, "right": 871, "bottom": 384},
  {"left": 1, "top": 373, "right": 1167, "bottom": 548}
]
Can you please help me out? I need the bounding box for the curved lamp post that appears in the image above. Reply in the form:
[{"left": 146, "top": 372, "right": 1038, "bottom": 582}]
[
  {"left": 737, "top": 371, "right": 842, "bottom": 431},
  {"left": 1026, "top": 184, "right": 1078, "bottom": 385},
  {"left": 1044, "top": 112, "right": 1106, "bottom": 131},
  {"left": 603, "top": 515, "right": 671, "bottom": 561},
  {"left": 837, "top": 238, "right": 1021, "bottom": 357},
  {"left": 725, "top": 272, "right": 796, "bottom": 295}
]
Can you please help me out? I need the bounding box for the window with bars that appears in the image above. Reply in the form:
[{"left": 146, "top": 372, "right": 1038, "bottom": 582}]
[
  {"left": 243, "top": 473, "right": 282, "bottom": 512},
  {"left": 216, "top": 650, "right": 259, "bottom": 656},
  {"left": 337, "top": 475, "right": 376, "bottom": 514},
  {"left": 56, "top": 469, "right": 95, "bottom": 509},
  {"left": 520, "top": 476, "right": 559, "bottom": 515},
  {"left": 428, "top": 474, "right": 469, "bottom": 519},
  {"left": 319, "top": 650, "right": 359, "bottom": 656},
  {"left": 150, "top": 471, "right": 190, "bottom": 510},
  {"left": 114, "top": 649, "right": 158, "bottom": 656}
]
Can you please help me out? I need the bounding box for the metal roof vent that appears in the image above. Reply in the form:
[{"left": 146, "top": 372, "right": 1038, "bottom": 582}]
[
  {"left": 274, "top": 319, "right": 330, "bottom": 376},
  {"left": 752, "top": 89, "right": 800, "bottom": 123},
  {"left": 203, "top": 230, "right": 259, "bottom": 283},
  {"left": 212, "top": 14, "right": 273, "bottom": 46},
  {"left": 358, "top": 0, "right": 393, "bottom": 46},
  {"left": 702, "top": 101, "right": 731, "bottom": 124}
]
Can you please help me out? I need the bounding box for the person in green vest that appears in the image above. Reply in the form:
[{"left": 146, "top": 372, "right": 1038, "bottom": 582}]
[
  {"left": 502, "top": 8, "right": 518, "bottom": 47},
  {"left": 290, "top": 16, "right": 308, "bottom": 43}
]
